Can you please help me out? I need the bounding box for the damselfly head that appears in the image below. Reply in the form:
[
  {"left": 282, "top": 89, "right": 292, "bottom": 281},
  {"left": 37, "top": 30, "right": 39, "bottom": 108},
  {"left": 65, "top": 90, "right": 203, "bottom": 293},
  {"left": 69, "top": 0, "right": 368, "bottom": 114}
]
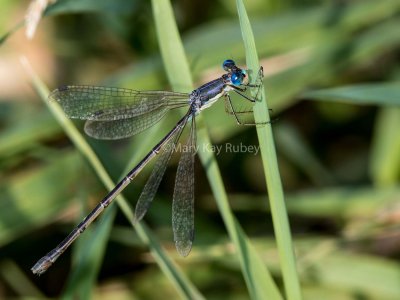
[
  {"left": 223, "top": 59, "right": 247, "bottom": 85},
  {"left": 222, "top": 59, "right": 236, "bottom": 72}
]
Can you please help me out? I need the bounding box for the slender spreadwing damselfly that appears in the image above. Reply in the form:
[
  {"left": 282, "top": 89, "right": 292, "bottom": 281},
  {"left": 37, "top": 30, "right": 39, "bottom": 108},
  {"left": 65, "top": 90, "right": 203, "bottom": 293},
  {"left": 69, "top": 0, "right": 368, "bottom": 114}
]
[{"left": 31, "top": 59, "right": 265, "bottom": 275}]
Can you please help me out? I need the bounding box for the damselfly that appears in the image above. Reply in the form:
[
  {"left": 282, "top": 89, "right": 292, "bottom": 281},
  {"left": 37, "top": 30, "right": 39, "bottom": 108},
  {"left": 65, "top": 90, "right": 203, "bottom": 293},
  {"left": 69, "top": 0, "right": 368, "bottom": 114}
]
[{"left": 32, "top": 59, "right": 265, "bottom": 275}]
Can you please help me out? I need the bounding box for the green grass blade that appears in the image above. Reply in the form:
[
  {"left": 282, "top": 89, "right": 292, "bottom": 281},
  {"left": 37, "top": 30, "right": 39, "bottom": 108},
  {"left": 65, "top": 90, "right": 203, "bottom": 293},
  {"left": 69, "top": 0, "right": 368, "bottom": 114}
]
[
  {"left": 0, "top": 20, "right": 24, "bottom": 45},
  {"left": 0, "top": 111, "right": 60, "bottom": 157},
  {"left": 236, "top": 1, "right": 303, "bottom": 300},
  {"left": 152, "top": 0, "right": 192, "bottom": 90},
  {"left": 302, "top": 83, "right": 400, "bottom": 187},
  {"left": 45, "top": 0, "right": 139, "bottom": 15},
  {"left": 0, "top": 260, "right": 44, "bottom": 297},
  {"left": 370, "top": 107, "right": 400, "bottom": 186},
  {"left": 0, "top": 151, "right": 81, "bottom": 247},
  {"left": 195, "top": 148, "right": 283, "bottom": 300},
  {"left": 274, "top": 123, "right": 335, "bottom": 186},
  {"left": 303, "top": 83, "right": 400, "bottom": 106},
  {"left": 61, "top": 207, "right": 117, "bottom": 299},
  {"left": 21, "top": 57, "right": 203, "bottom": 300},
  {"left": 152, "top": 0, "right": 282, "bottom": 299}
]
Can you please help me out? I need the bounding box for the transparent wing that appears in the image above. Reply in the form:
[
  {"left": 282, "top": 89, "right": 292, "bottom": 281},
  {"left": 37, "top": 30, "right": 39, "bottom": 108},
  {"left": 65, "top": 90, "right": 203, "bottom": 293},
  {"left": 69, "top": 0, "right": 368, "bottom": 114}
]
[
  {"left": 172, "top": 116, "right": 196, "bottom": 256},
  {"left": 134, "top": 115, "right": 188, "bottom": 221},
  {"left": 49, "top": 85, "right": 189, "bottom": 121},
  {"left": 84, "top": 106, "right": 171, "bottom": 140}
]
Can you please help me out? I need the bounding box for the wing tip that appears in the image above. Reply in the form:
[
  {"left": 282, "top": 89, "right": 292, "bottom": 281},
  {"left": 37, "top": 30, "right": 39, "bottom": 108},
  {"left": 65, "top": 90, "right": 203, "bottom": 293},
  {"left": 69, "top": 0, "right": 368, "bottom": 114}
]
[{"left": 175, "top": 240, "right": 193, "bottom": 257}]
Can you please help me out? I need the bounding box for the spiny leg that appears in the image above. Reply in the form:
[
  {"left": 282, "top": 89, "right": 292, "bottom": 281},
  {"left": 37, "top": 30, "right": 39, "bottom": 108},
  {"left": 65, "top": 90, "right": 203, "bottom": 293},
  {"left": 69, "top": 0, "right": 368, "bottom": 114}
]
[
  {"left": 224, "top": 94, "right": 254, "bottom": 115},
  {"left": 231, "top": 88, "right": 272, "bottom": 113},
  {"left": 225, "top": 94, "right": 266, "bottom": 126}
]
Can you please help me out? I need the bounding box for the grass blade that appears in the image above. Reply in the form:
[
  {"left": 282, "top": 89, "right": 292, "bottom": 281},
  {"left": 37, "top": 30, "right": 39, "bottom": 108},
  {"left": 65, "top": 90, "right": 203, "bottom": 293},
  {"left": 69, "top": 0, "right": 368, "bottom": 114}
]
[
  {"left": 370, "top": 107, "right": 400, "bottom": 186},
  {"left": 0, "top": 20, "right": 24, "bottom": 45},
  {"left": 152, "top": 0, "right": 282, "bottom": 299},
  {"left": 303, "top": 83, "right": 400, "bottom": 106},
  {"left": 236, "top": 1, "right": 303, "bottom": 299},
  {"left": 0, "top": 151, "right": 80, "bottom": 247}
]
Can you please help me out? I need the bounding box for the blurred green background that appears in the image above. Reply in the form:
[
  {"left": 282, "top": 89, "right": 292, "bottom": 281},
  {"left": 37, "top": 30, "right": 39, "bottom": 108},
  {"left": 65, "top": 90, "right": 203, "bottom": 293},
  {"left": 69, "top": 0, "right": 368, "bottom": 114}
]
[{"left": 0, "top": 0, "right": 399, "bottom": 299}]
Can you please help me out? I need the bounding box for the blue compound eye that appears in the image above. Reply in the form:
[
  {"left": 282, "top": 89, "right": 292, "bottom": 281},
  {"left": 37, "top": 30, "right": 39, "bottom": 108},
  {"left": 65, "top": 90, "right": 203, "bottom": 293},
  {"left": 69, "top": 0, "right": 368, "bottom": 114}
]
[
  {"left": 223, "top": 59, "right": 236, "bottom": 71},
  {"left": 231, "top": 71, "right": 243, "bottom": 86}
]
